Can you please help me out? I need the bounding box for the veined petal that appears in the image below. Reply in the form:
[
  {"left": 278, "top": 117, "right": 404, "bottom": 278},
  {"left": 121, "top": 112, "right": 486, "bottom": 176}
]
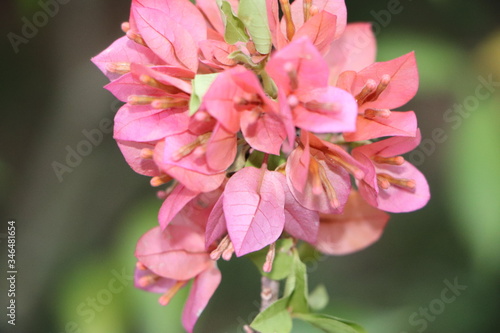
[
  {"left": 290, "top": 0, "right": 347, "bottom": 40},
  {"left": 293, "top": 11, "right": 337, "bottom": 54},
  {"left": 344, "top": 111, "right": 417, "bottom": 141},
  {"left": 224, "top": 167, "right": 286, "bottom": 256},
  {"left": 116, "top": 140, "right": 160, "bottom": 176},
  {"left": 182, "top": 263, "right": 221, "bottom": 333},
  {"left": 159, "top": 184, "right": 200, "bottom": 230}
]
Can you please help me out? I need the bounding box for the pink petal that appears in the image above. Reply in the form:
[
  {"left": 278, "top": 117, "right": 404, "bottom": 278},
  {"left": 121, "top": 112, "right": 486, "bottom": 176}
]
[
  {"left": 182, "top": 263, "right": 221, "bottom": 333},
  {"left": 154, "top": 141, "right": 226, "bottom": 192},
  {"left": 353, "top": 129, "right": 422, "bottom": 158},
  {"left": 104, "top": 72, "right": 170, "bottom": 102},
  {"left": 344, "top": 111, "right": 417, "bottom": 141},
  {"left": 290, "top": 0, "right": 347, "bottom": 40},
  {"left": 116, "top": 140, "right": 160, "bottom": 176},
  {"left": 131, "top": 63, "right": 193, "bottom": 94},
  {"left": 240, "top": 110, "right": 286, "bottom": 155},
  {"left": 293, "top": 86, "right": 357, "bottom": 133},
  {"left": 134, "top": 266, "right": 178, "bottom": 293},
  {"left": 135, "top": 226, "right": 210, "bottom": 280},
  {"left": 293, "top": 11, "right": 337, "bottom": 54},
  {"left": 372, "top": 162, "right": 430, "bottom": 213},
  {"left": 287, "top": 149, "right": 351, "bottom": 214},
  {"left": 280, "top": 176, "right": 319, "bottom": 243},
  {"left": 267, "top": 37, "right": 329, "bottom": 92},
  {"left": 196, "top": 0, "right": 225, "bottom": 34},
  {"left": 199, "top": 40, "right": 238, "bottom": 69},
  {"left": 205, "top": 124, "right": 237, "bottom": 171},
  {"left": 266, "top": 0, "right": 287, "bottom": 49},
  {"left": 91, "top": 36, "right": 163, "bottom": 81},
  {"left": 224, "top": 167, "right": 286, "bottom": 256},
  {"left": 113, "top": 104, "right": 190, "bottom": 142},
  {"left": 314, "top": 191, "right": 389, "bottom": 255},
  {"left": 326, "top": 23, "right": 377, "bottom": 85},
  {"left": 132, "top": 6, "right": 199, "bottom": 71},
  {"left": 205, "top": 194, "right": 227, "bottom": 249},
  {"left": 353, "top": 52, "right": 419, "bottom": 111},
  {"left": 159, "top": 184, "right": 200, "bottom": 230}
]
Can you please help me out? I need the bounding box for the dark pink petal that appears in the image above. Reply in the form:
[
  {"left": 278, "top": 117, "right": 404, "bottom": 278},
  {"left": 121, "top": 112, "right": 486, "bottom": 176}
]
[
  {"left": 293, "top": 86, "right": 357, "bottom": 133},
  {"left": 241, "top": 111, "right": 286, "bottom": 155},
  {"left": 199, "top": 40, "right": 237, "bottom": 69},
  {"left": 293, "top": 11, "right": 337, "bottom": 54},
  {"left": 159, "top": 184, "right": 200, "bottom": 230},
  {"left": 116, "top": 140, "right": 160, "bottom": 176},
  {"left": 277, "top": 89, "right": 296, "bottom": 150},
  {"left": 344, "top": 111, "right": 417, "bottom": 142},
  {"left": 266, "top": 0, "right": 287, "bottom": 49},
  {"left": 326, "top": 23, "right": 377, "bottom": 85},
  {"left": 133, "top": 6, "right": 199, "bottom": 71},
  {"left": 182, "top": 263, "right": 221, "bottom": 333},
  {"left": 205, "top": 194, "right": 227, "bottom": 249},
  {"left": 353, "top": 52, "right": 419, "bottom": 111},
  {"left": 91, "top": 36, "right": 163, "bottom": 81},
  {"left": 196, "top": 0, "right": 225, "bottom": 34},
  {"left": 373, "top": 162, "right": 430, "bottom": 213},
  {"left": 114, "top": 104, "right": 189, "bottom": 142},
  {"left": 267, "top": 37, "right": 329, "bottom": 92},
  {"left": 314, "top": 191, "right": 389, "bottom": 255},
  {"left": 286, "top": 140, "right": 310, "bottom": 193},
  {"left": 224, "top": 167, "right": 286, "bottom": 256},
  {"left": 135, "top": 226, "right": 210, "bottom": 280},
  {"left": 290, "top": 0, "right": 347, "bottom": 40},
  {"left": 205, "top": 124, "right": 237, "bottom": 171}
]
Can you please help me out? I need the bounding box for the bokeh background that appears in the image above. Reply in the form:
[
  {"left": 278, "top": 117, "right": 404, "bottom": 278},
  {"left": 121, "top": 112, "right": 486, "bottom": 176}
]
[{"left": 1, "top": 0, "right": 500, "bottom": 332}]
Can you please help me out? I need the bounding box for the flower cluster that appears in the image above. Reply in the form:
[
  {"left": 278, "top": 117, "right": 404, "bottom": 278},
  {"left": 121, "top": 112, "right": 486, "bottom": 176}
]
[{"left": 93, "top": 0, "right": 430, "bottom": 331}]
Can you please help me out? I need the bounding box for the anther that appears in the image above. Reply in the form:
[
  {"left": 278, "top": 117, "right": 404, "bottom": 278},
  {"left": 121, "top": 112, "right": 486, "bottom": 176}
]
[
  {"left": 287, "top": 94, "right": 299, "bottom": 108},
  {"left": 138, "top": 274, "right": 160, "bottom": 287},
  {"left": 304, "top": 101, "right": 338, "bottom": 112},
  {"left": 368, "top": 74, "right": 391, "bottom": 102},
  {"left": 262, "top": 242, "right": 276, "bottom": 273},
  {"left": 325, "top": 153, "right": 365, "bottom": 180},
  {"left": 373, "top": 155, "right": 405, "bottom": 165},
  {"left": 303, "top": 0, "right": 312, "bottom": 22},
  {"left": 136, "top": 262, "right": 148, "bottom": 270},
  {"left": 284, "top": 62, "right": 298, "bottom": 91},
  {"left": 210, "top": 235, "right": 231, "bottom": 260},
  {"left": 121, "top": 22, "right": 130, "bottom": 33},
  {"left": 140, "top": 148, "right": 154, "bottom": 159},
  {"left": 355, "top": 79, "right": 377, "bottom": 105},
  {"left": 172, "top": 132, "right": 211, "bottom": 161},
  {"left": 150, "top": 174, "right": 173, "bottom": 187},
  {"left": 158, "top": 281, "right": 187, "bottom": 306},
  {"left": 317, "top": 161, "right": 340, "bottom": 209},
  {"left": 126, "top": 30, "right": 147, "bottom": 47},
  {"left": 279, "top": 0, "right": 296, "bottom": 40},
  {"left": 106, "top": 62, "right": 131, "bottom": 75},
  {"left": 222, "top": 242, "right": 234, "bottom": 261},
  {"left": 377, "top": 173, "right": 416, "bottom": 191},
  {"left": 363, "top": 108, "right": 391, "bottom": 119}
]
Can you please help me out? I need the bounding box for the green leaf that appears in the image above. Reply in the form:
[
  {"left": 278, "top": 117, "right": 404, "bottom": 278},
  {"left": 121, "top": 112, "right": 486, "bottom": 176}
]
[
  {"left": 238, "top": 0, "right": 272, "bottom": 54},
  {"left": 285, "top": 250, "right": 309, "bottom": 313},
  {"left": 220, "top": 1, "right": 250, "bottom": 44},
  {"left": 189, "top": 73, "right": 219, "bottom": 115},
  {"left": 308, "top": 284, "right": 329, "bottom": 311},
  {"left": 250, "top": 297, "right": 293, "bottom": 333},
  {"left": 293, "top": 313, "right": 366, "bottom": 333},
  {"left": 247, "top": 238, "right": 295, "bottom": 280}
]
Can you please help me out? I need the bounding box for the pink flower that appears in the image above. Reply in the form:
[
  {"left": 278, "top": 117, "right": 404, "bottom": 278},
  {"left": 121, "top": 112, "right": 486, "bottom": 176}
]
[
  {"left": 353, "top": 130, "right": 430, "bottom": 212},
  {"left": 135, "top": 225, "right": 221, "bottom": 333}
]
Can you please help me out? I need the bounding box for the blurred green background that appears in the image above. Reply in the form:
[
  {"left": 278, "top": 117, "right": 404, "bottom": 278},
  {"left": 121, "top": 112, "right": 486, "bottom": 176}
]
[{"left": 1, "top": 0, "right": 500, "bottom": 332}]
